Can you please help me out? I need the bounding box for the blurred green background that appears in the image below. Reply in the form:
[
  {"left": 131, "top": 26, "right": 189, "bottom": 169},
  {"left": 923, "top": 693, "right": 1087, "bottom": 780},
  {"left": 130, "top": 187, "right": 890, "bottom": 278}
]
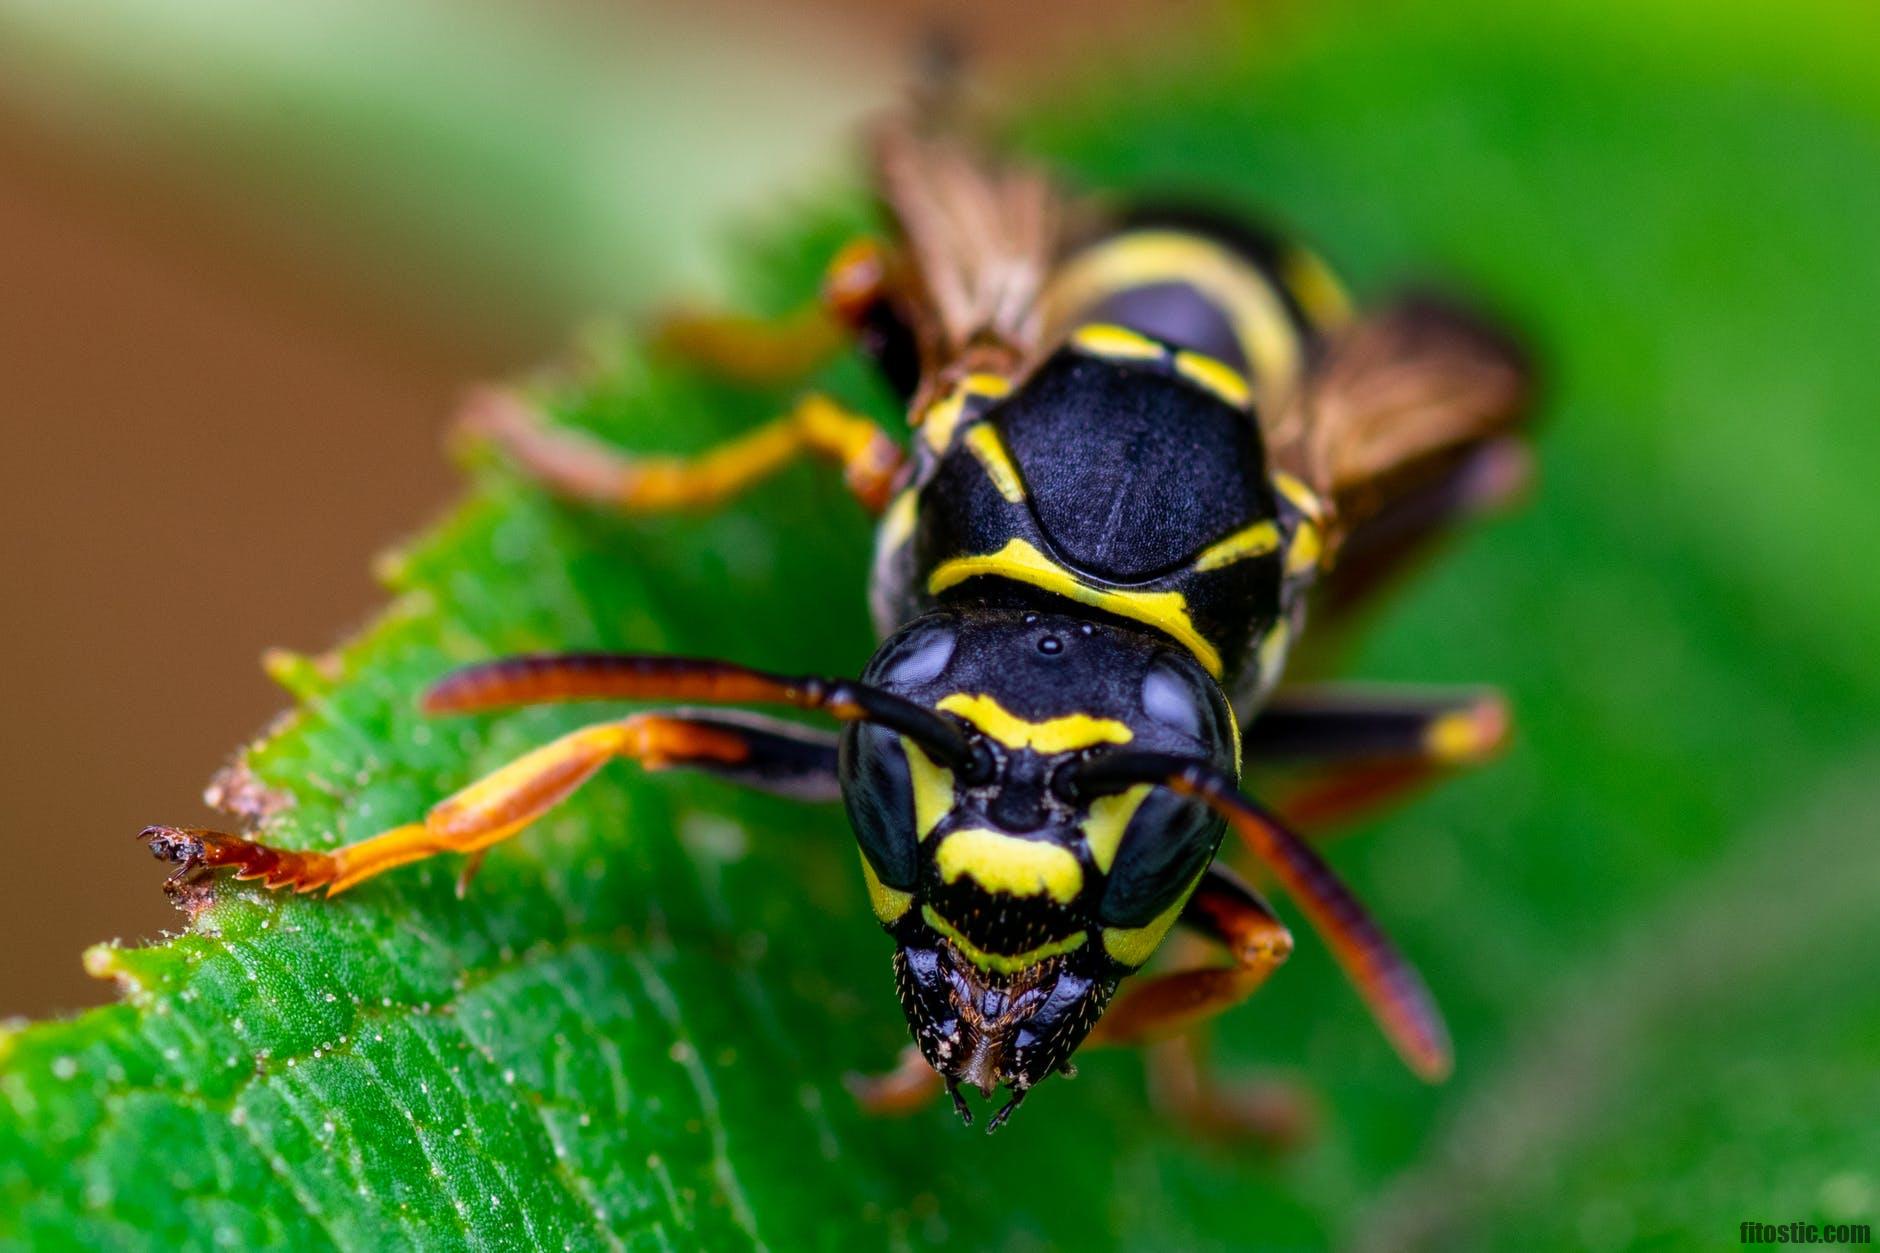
[{"left": 2, "top": 0, "right": 1877, "bottom": 1248}]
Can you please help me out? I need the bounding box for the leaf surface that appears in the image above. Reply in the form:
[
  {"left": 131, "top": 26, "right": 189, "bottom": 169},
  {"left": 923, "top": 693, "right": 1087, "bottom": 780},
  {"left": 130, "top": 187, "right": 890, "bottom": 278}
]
[{"left": 5, "top": 2, "right": 1880, "bottom": 1248}]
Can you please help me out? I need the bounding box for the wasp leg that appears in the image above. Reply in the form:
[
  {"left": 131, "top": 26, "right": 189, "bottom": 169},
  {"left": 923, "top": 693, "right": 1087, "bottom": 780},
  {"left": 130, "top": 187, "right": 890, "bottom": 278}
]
[
  {"left": 463, "top": 388, "right": 904, "bottom": 515},
  {"left": 1143, "top": 1034, "right": 1319, "bottom": 1150},
  {"left": 845, "top": 1043, "right": 946, "bottom": 1118},
  {"left": 1247, "top": 685, "right": 1509, "bottom": 832},
  {"left": 650, "top": 306, "right": 846, "bottom": 387},
  {"left": 1090, "top": 868, "right": 1317, "bottom": 1150},
  {"left": 140, "top": 711, "right": 838, "bottom": 897},
  {"left": 1089, "top": 867, "right": 1294, "bottom": 1047},
  {"left": 614, "top": 709, "right": 839, "bottom": 802},
  {"left": 650, "top": 237, "right": 893, "bottom": 386},
  {"left": 1070, "top": 751, "right": 1452, "bottom": 1079}
]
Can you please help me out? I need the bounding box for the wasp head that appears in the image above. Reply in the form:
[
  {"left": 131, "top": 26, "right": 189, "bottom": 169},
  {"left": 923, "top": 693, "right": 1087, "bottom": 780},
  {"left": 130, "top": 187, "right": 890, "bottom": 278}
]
[{"left": 840, "top": 607, "right": 1238, "bottom": 1128}]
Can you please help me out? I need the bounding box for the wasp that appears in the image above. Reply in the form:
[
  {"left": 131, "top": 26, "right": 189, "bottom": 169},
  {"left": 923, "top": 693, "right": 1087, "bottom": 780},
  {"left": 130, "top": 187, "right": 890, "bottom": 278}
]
[{"left": 145, "top": 120, "right": 1531, "bottom": 1135}]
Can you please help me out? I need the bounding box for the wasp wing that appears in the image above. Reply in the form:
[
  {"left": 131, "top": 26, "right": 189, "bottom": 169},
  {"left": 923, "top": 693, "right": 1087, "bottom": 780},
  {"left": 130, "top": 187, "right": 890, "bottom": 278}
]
[
  {"left": 868, "top": 121, "right": 1073, "bottom": 371},
  {"left": 1267, "top": 294, "right": 1533, "bottom": 554}
]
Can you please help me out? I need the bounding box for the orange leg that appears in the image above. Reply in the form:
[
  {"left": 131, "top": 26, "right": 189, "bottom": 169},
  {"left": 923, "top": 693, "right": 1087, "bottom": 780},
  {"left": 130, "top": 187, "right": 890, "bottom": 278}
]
[
  {"left": 649, "top": 306, "right": 845, "bottom": 387},
  {"left": 846, "top": 1044, "right": 945, "bottom": 1118},
  {"left": 649, "top": 236, "right": 893, "bottom": 386},
  {"left": 462, "top": 388, "right": 904, "bottom": 515},
  {"left": 1143, "top": 1035, "right": 1318, "bottom": 1150},
  {"left": 143, "top": 702, "right": 846, "bottom": 898},
  {"left": 144, "top": 653, "right": 971, "bottom": 899},
  {"left": 1070, "top": 752, "right": 1453, "bottom": 1082},
  {"left": 142, "top": 714, "right": 753, "bottom": 896},
  {"left": 1097, "top": 872, "right": 1314, "bottom": 1148},
  {"left": 1089, "top": 869, "right": 1295, "bottom": 1048}
]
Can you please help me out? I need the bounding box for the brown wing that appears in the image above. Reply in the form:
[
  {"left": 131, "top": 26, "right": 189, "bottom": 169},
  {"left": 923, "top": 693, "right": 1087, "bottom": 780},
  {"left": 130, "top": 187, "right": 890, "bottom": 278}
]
[
  {"left": 868, "top": 120, "right": 1072, "bottom": 373},
  {"left": 1266, "top": 294, "right": 1533, "bottom": 554}
]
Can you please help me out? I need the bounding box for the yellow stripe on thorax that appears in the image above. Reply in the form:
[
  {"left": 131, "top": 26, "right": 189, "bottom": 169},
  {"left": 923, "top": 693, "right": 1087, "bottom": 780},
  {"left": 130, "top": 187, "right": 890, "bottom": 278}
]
[
  {"left": 962, "top": 426, "right": 1026, "bottom": 503},
  {"left": 1255, "top": 618, "right": 1293, "bottom": 693},
  {"left": 919, "top": 373, "right": 1013, "bottom": 454},
  {"left": 1069, "top": 322, "right": 1165, "bottom": 362},
  {"left": 877, "top": 488, "right": 918, "bottom": 556},
  {"left": 1044, "top": 231, "right": 1304, "bottom": 393},
  {"left": 1172, "top": 350, "right": 1251, "bottom": 408},
  {"left": 1284, "top": 518, "right": 1323, "bottom": 577},
  {"left": 1272, "top": 471, "right": 1324, "bottom": 520},
  {"left": 1271, "top": 472, "right": 1327, "bottom": 579},
  {"left": 936, "top": 692, "right": 1132, "bottom": 754},
  {"left": 1193, "top": 520, "right": 1281, "bottom": 572},
  {"left": 927, "top": 538, "right": 1224, "bottom": 677},
  {"left": 934, "top": 828, "right": 1084, "bottom": 904},
  {"left": 1066, "top": 323, "right": 1252, "bottom": 410}
]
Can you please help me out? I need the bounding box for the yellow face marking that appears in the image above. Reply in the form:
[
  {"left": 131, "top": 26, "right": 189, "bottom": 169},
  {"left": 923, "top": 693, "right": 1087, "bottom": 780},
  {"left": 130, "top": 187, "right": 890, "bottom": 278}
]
[
  {"left": 935, "top": 828, "right": 1085, "bottom": 904},
  {"left": 1043, "top": 231, "right": 1304, "bottom": 392},
  {"left": 1172, "top": 351, "right": 1252, "bottom": 409},
  {"left": 1193, "top": 520, "right": 1281, "bottom": 573},
  {"left": 1100, "top": 868, "right": 1208, "bottom": 968},
  {"left": 877, "top": 488, "right": 918, "bottom": 554},
  {"left": 922, "top": 906, "right": 1088, "bottom": 975},
  {"left": 1272, "top": 471, "right": 1324, "bottom": 521},
  {"left": 1069, "top": 322, "right": 1167, "bottom": 362},
  {"left": 962, "top": 426, "right": 1027, "bottom": 503},
  {"left": 858, "top": 851, "right": 912, "bottom": 924},
  {"left": 928, "top": 538, "right": 1224, "bottom": 677},
  {"left": 1082, "top": 784, "right": 1152, "bottom": 874},
  {"left": 1284, "top": 519, "right": 1323, "bottom": 577},
  {"left": 901, "top": 738, "right": 954, "bottom": 840},
  {"left": 936, "top": 692, "right": 1133, "bottom": 754}
]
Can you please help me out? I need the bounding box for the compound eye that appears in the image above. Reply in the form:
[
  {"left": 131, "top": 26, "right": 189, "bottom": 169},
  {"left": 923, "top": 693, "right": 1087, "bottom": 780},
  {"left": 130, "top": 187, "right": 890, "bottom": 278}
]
[
  {"left": 863, "top": 618, "right": 958, "bottom": 697},
  {"left": 1139, "top": 653, "right": 1231, "bottom": 758},
  {"left": 1096, "top": 791, "right": 1222, "bottom": 929},
  {"left": 840, "top": 722, "right": 922, "bottom": 890},
  {"left": 1141, "top": 662, "right": 1202, "bottom": 739}
]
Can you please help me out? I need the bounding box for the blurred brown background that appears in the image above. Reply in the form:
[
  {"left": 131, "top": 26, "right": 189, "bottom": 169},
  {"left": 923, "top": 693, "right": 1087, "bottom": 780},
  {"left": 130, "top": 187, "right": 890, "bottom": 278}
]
[{"left": 0, "top": 1, "right": 1176, "bottom": 1018}]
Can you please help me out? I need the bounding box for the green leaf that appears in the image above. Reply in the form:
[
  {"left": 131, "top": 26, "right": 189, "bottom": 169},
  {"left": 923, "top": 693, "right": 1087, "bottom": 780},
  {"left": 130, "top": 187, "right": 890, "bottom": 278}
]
[{"left": 6, "top": 1, "right": 1880, "bottom": 1248}]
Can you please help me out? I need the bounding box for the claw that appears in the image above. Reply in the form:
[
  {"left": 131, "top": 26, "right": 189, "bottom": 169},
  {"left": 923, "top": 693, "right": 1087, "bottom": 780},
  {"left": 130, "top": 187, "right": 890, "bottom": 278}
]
[
  {"left": 945, "top": 1078, "right": 974, "bottom": 1128},
  {"left": 455, "top": 849, "right": 490, "bottom": 899},
  {"left": 985, "top": 1088, "right": 1028, "bottom": 1135},
  {"left": 139, "top": 824, "right": 205, "bottom": 867},
  {"left": 140, "top": 826, "right": 217, "bottom": 901},
  {"left": 136, "top": 824, "right": 338, "bottom": 894}
]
